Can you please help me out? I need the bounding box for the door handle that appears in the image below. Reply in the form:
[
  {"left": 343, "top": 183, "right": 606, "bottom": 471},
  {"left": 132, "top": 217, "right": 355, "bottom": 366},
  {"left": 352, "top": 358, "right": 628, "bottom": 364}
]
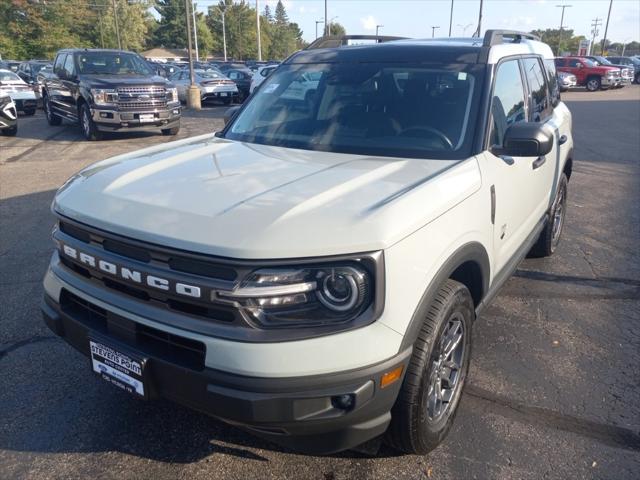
[
  {"left": 558, "top": 134, "right": 568, "bottom": 145},
  {"left": 532, "top": 156, "right": 546, "bottom": 170}
]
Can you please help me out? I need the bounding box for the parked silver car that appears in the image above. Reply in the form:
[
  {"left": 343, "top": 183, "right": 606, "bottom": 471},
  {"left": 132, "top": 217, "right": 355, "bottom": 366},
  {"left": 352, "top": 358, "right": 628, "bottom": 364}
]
[
  {"left": 558, "top": 70, "right": 577, "bottom": 91},
  {"left": 171, "top": 69, "right": 238, "bottom": 105}
]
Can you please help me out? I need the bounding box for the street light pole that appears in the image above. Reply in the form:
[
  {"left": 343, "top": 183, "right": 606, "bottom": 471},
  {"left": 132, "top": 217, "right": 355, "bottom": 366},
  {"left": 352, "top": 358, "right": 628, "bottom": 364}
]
[
  {"left": 376, "top": 24, "right": 383, "bottom": 37},
  {"left": 324, "top": 0, "right": 328, "bottom": 36},
  {"left": 111, "top": 0, "right": 122, "bottom": 50},
  {"left": 600, "top": 0, "right": 613, "bottom": 55},
  {"left": 220, "top": 7, "right": 227, "bottom": 62},
  {"left": 473, "top": 0, "right": 483, "bottom": 37},
  {"left": 256, "top": 0, "right": 262, "bottom": 61},
  {"left": 315, "top": 19, "right": 324, "bottom": 39},
  {"left": 556, "top": 4, "right": 572, "bottom": 56},
  {"left": 448, "top": 0, "right": 454, "bottom": 37},
  {"left": 192, "top": 1, "right": 199, "bottom": 61},
  {"left": 184, "top": 0, "right": 201, "bottom": 110},
  {"left": 457, "top": 23, "right": 473, "bottom": 36},
  {"left": 431, "top": 26, "right": 440, "bottom": 38}
]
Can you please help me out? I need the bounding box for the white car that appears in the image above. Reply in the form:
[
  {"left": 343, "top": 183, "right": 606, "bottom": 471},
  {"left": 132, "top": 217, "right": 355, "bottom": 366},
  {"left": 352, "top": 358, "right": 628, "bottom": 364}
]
[
  {"left": 0, "top": 69, "right": 38, "bottom": 115},
  {"left": 43, "top": 30, "right": 573, "bottom": 455},
  {"left": 171, "top": 69, "right": 238, "bottom": 105},
  {"left": 249, "top": 64, "right": 278, "bottom": 94}
]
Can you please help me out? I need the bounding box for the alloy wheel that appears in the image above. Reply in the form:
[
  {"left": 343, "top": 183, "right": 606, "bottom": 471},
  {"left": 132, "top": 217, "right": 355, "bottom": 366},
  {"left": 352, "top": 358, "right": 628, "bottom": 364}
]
[
  {"left": 551, "top": 185, "right": 566, "bottom": 246},
  {"left": 426, "top": 314, "right": 465, "bottom": 422}
]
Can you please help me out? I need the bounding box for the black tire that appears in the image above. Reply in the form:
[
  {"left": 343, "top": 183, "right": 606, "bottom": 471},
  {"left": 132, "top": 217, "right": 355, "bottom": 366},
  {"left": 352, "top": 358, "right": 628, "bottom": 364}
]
[
  {"left": 586, "top": 76, "right": 601, "bottom": 92},
  {"left": 635, "top": 73, "right": 640, "bottom": 84},
  {"left": 44, "top": 95, "right": 62, "bottom": 126},
  {"left": 79, "top": 102, "right": 102, "bottom": 141},
  {"left": 528, "top": 173, "right": 568, "bottom": 258},
  {"left": 161, "top": 125, "right": 180, "bottom": 136},
  {"left": 23, "top": 108, "right": 36, "bottom": 116},
  {"left": 2, "top": 125, "right": 17, "bottom": 136},
  {"left": 386, "top": 279, "right": 473, "bottom": 454}
]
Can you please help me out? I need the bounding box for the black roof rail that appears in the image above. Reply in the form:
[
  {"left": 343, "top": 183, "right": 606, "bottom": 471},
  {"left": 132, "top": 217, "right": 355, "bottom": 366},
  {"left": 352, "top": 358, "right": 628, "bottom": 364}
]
[
  {"left": 483, "top": 30, "right": 540, "bottom": 47},
  {"left": 306, "top": 35, "right": 408, "bottom": 50}
]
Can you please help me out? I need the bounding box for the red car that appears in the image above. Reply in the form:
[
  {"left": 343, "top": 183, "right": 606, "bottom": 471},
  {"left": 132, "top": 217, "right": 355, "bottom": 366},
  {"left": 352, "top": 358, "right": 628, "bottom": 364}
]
[{"left": 554, "top": 57, "right": 621, "bottom": 91}]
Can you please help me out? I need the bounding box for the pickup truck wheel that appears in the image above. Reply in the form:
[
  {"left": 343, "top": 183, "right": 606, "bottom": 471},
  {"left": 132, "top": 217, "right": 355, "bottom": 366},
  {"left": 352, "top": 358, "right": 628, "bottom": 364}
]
[
  {"left": 161, "top": 126, "right": 180, "bottom": 136},
  {"left": 529, "top": 173, "right": 568, "bottom": 258},
  {"left": 586, "top": 77, "right": 601, "bottom": 92},
  {"left": 44, "top": 96, "right": 62, "bottom": 126},
  {"left": 79, "top": 103, "right": 102, "bottom": 141},
  {"left": 2, "top": 125, "right": 17, "bottom": 136},
  {"left": 635, "top": 73, "right": 640, "bottom": 84},
  {"left": 387, "top": 279, "right": 473, "bottom": 454}
]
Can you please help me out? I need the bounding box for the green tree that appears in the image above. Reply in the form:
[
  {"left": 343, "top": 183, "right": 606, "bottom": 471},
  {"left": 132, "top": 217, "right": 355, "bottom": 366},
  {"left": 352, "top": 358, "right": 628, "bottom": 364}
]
[
  {"left": 531, "top": 28, "right": 585, "bottom": 55},
  {"left": 100, "top": 0, "right": 153, "bottom": 51},
  {"left": 328, "top": 22, "right": 346, "bottom": 36},
  {"left": 195, "top": 11, "right": 216, "bottom": 58},
  {"left": 154, "top": 0, "right": 188, "bottom": 48},
  {"left": 268, "top": 0, "right": 296, "bottom": 59}
]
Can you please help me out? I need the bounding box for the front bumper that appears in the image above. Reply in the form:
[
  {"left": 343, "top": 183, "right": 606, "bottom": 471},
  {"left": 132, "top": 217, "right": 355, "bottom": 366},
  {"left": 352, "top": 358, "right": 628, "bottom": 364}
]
[
  {"left": 91, "top": 104, "right": 181, "bottom": 132},
  {"left": 14, "top": 98, "right": 38, "bottom": 111},
  {"left": 42, "top": 270, "right": 410, "bottom": 454}
]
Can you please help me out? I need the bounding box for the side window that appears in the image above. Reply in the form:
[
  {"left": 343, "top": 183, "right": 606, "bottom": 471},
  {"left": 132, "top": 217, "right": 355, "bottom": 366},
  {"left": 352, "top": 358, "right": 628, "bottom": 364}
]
[
  {"left": 228, "top": 71, "right": 240, "bottom": 80},
  {"left": 490, "top": 60, "right": 526, "bottom": 147},
  {"left": 523, "top": 57, "right": 551, "bottom": 121},
  {"left": 54, "top": 54, "right": 67, "bottom": 76},
  {"left": 568, "top": 59, "right": 581, "bottom": 68},
  {"left": 543, "top": 59, "right": 561, "bottom": 107},
  {"left": 63, "top": 55, "right": 76, "bottom": 77}
]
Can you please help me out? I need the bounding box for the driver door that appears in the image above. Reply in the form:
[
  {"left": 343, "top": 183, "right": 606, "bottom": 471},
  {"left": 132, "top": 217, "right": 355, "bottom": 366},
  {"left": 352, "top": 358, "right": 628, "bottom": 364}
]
[{"left": 481, "top": 59, "right": 541, "bottom": 274}]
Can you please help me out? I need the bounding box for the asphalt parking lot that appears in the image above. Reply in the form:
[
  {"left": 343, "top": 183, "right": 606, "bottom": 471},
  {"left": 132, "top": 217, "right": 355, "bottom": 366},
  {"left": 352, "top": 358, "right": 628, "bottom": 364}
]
[{"left": 1, "top": 86, "right": 639, "bottom": 479}]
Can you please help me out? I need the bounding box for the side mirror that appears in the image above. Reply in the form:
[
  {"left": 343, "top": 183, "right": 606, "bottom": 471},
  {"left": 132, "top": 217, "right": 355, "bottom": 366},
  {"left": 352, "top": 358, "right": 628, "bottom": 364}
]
[
  {"left": 493, "top": 122, "right": 554, "bottom": 157},
  {"left": 223, "top": 105, "right": 241, "bottom": 126}
]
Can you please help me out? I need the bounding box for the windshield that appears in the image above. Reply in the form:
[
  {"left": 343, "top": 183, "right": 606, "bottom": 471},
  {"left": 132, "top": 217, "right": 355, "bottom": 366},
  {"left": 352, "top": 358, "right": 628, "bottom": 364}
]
[
  {"left": 197, "top": 70, "right": 224, "bottom": 78},
  {"left": 0, "top": 71, "right": 22, "bottom": 82},
  {"left": 32, "top": 63, "right": 51, "bottom": 74},
  {"left": 226, "top": 62, "right": 484, "bottom": 159},
  {"left": 592, "top": 56, "right": 611, "bottom": 65},
  {"left": 77, "top": 52, "right": 153, "bottom": 75}
]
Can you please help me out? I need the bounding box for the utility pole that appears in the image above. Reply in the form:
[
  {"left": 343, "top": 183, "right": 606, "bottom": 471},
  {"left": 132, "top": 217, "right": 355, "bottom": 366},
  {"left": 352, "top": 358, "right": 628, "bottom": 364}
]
[
  {"left": 324, "top": 0, "right": 328, "bottom": 36},
  {"left": 589, "top": 17, "right": 602, "bottom": 55},
  {"left": 431, "top": 26, "right": 440, "bottom": 38},
  {"left": 473, "top": 0, "right": 483, "bottom": 37},
  {"left": 315, "top": 19, "right": 324, "bottom": 39},
  {"left": 448, "top": 0, "right": 454, "bottom": 37},
  {"left": 184, "top": 0, "right": 201, "bottom": 110},
  {"left": 376, "top": 24, "right": 383, "bottom": 37},
  {"left": 192, "top": 1, "right": 199, "bottom": 61},
  {"left": 219, "top": 6, "right": 228, "bottom": 61},
  {"left": 556, "top": 4, "right": 572, "bottom": 56},
  {"left": 111, "top": 0, "right": 122, "bottom": 50},
  {"left": 256, "top": 0, "right": 262, "bottom": 61},
  {"left": 601, "top": 0, "right": 613, "bottom": 55}
]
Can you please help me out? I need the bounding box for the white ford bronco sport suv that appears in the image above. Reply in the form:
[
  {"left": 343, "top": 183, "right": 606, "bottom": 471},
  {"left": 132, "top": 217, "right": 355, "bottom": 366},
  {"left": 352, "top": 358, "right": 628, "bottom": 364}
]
[{"left": 42, "top": 31, "right": 573, "bottom": 455}]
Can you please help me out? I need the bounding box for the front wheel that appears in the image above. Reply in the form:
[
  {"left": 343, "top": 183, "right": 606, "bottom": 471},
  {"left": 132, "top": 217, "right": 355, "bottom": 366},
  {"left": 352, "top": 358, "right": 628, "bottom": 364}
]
[
  {"left": 2, "top": 125, "right": 17, "bottom": 136},
  {"left": 586, "top": 77, "right": 601, "bottom": 92},
  {"left": 528, "top": 173, "right": 568, "bottom": 258},
  {"left": 79, "top": 103, "right": 102, "bottom": 141},
  {"left": 161, "top": 125, "right": 180, "bottom": 136},
  {"left": 44, "top": 95, "right": 62, "bottom": 126},
  {"left": 387, "top": 279, "right": 473, "bottom": 454}
]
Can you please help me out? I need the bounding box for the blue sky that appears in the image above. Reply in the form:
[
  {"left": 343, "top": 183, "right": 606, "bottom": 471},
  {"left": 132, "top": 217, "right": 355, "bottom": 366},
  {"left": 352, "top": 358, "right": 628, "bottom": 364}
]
[{"left": 195, "top": 0, "right": 640, "bottom": 44}]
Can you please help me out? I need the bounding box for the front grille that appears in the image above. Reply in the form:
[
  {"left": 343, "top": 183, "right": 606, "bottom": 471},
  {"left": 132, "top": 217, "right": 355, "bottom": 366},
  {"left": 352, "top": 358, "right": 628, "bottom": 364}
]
[
  {"left": 117, "top": 85, "right": 168, "bottom": 111},
  {"left": 57, "top": 220, "right": 242, "bottom": 325},
  {"left": 60, "top": 289, "right": 206, "bottom": 370}
]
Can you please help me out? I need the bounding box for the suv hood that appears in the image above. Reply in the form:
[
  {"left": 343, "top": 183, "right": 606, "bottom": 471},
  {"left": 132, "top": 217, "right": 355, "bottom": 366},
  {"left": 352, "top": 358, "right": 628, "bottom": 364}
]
[
  {"left": 78, "top": 74, "right": 169, "bottom": 88},
  {"left": 53, "top": 134, "right": 481, "bottom": 258}
]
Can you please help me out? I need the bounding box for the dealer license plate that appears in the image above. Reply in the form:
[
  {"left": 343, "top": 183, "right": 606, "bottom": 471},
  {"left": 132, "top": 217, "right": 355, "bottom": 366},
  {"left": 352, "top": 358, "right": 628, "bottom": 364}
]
[
  {"left": 138, "top": 114, "right": 155, "bottom": 123},
  {"left": 90, "top": 340, "right": 146, "bottom": 398}
]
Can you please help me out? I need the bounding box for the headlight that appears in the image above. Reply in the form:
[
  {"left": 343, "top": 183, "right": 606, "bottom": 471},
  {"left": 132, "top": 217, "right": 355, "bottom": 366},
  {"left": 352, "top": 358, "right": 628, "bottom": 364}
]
[
  {"left": 167, "top": 87, "right": 178, "bottom": 103},
  {"left": 91, "top": 88, "right": 118, "bottom": 105},
  {"left": 219, "top": 263, "right": 374, "bottom": 328}
]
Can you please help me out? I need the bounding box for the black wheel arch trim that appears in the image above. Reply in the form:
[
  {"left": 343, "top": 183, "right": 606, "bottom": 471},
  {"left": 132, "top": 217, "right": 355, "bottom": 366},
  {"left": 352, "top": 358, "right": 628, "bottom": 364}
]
[{"left": 399, "top": 242, "right": 490, "bottom": 351}]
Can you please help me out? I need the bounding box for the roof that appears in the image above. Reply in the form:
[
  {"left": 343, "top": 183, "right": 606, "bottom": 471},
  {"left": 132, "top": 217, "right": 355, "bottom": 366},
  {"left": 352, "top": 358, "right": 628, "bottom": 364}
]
[
  {"left": 293, "top": 30, "right": 553, "bottom": 65},
  {"left": 56, "top": 48, "right": 137, "bottom": 55}
]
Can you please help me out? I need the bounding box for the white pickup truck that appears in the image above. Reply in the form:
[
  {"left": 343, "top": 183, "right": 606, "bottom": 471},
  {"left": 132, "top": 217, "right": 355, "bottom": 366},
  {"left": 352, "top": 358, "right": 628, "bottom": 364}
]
[{"left": 43, "top": 31, "right": 573, "bottom": 455}]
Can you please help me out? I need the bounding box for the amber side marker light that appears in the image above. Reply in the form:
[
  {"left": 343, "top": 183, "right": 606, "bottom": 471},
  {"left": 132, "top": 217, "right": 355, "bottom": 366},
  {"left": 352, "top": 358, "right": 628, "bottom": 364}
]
[{"left": 380, "top": 365, "right": 404, "bottom": 388}]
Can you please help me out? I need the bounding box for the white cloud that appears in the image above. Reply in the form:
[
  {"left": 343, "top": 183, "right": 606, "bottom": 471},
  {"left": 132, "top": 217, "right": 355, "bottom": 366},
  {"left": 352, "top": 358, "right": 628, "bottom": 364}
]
[{"left": 360, "top": 15, "right": 378, "bottom": 31}]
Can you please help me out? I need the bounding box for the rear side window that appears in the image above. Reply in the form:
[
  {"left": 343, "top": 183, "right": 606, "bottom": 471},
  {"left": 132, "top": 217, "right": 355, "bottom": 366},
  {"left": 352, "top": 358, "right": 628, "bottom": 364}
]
[
  {"left": 568, "top": 59, "right": 581, "bottom": 68},
  {"left": 523, "top": 57, "right": 551, "bottom": 121},
  {"left": 54, "top": 54, "right": 67, "bottom": 76},
  {"left": 490, "top": 60, "right": 526, "bottom": 147},
  {"left": 544, "top": 59, "right": 560, "bottom": 107}
]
